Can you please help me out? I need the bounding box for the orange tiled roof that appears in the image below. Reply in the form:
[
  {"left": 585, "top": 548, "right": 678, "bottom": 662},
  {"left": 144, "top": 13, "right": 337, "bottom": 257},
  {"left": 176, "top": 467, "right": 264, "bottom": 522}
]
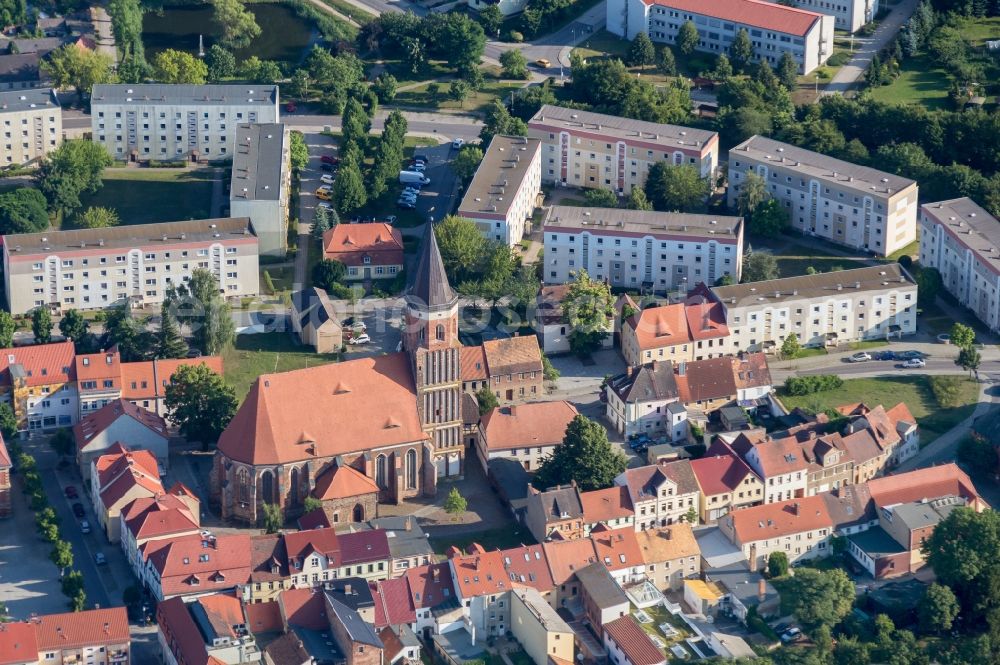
[
  {"left": 75, "top": 350, "right": 121, "bottom": 387},
  {"left": 604, "top": 615, "right": 665, "bottom": 665},
  {"left": 0, "top": 622, "right": 38, "bottom": 665},
  {"left": 482, "top": 336, "right": 543, "bottom": 375},
  {"left": 643, "top": 0, "right": 822, "bottom": 36},
  {"left": 0, "top": 341, "right": 75, "bottom": 389},
  {"left": 283, "top": 527, "right": 340, "bottom": 567},
  {"left": 460, "top": 345, "right": 488, "bottom": 382},
  {"left": 867, "top": 463, "right": 983, "bottom": 508},
  {"left": 323, "top": 223, "right": 404, "bottom": 267},
  {"left": 580, "top": 486, "right": 634, "bottom": 524},
  {"left": 690, "top": 453, "right": 756, "bottom": 496},
  {"left": 499, "top": 544, "right": 554, "bottom": 593},
  {"left": 480, "top": 401, "right": 577, "bottom": 451},
  {"left": 636, "top": 523, "right": 699, "bottom": 564},
  {"left": 404, "top": 562, "right": 455, "bottom": 610},
  {"left": 374, "top": 576, "right": 416, "bottom": 627},
  {"left": 312, "top": 464, "right": 379, "bottom": 501},
  {"left": 591, "top": 527, "right": 643, "bottom": 572},
  {"left": 99, "top": 462, "right": 164, "bottom": 511},
  {"left": 33, "top": 607, "right": 129, "bottom": 650},
  {"left": 450, "top": 548, "right": 508, "bottom": 597},
  {"left": 121, "top": 357, "right": 223, "bottom": 401},
  {"left": 726, "top": 495, "right": 832, "bottom": 544},
  {"left": 628, "top": 304, "right": 691, "bottom": 352},
  {"left": 148, "top": 534, "right": 252, "bottom": 597},
  {"left": 245, "top": 600, "right": 283, "bottom": 635},
  {"left": 542, "top": 538, "right": 598, "bottom": 586},
  {"left": 96, "top": 446, "right": 159, "bottom": 487},
  {"left": 75, "top": 399, "right": 167, "bottom": 452},
  {"left": 123, "top": 494, "right": 199, "bottom": 541}
]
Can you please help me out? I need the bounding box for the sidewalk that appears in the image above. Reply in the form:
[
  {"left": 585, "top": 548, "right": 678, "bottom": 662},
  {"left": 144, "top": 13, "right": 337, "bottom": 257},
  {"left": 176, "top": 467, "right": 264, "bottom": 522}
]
[{"left": 897, "top": 380, "right": 997, "bottom": 472}]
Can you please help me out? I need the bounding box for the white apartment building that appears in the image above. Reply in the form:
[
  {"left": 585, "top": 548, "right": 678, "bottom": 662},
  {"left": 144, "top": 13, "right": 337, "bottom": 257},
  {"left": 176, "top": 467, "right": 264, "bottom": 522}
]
[
  {"left": 229, "top": 123, "right": 290, "bottom": 256},
  {"left": 90, "top": 84, "right": 279, "bottom": 162},
  {"left": 543, "top": 206, "right": 744, "bottom": 292},
  {"left": 0, "top": 88, "right": 61, "bottom": 165},
  {"left": 2, "top": 218, "right": 260, "bottom": 315},
  {"left": 719, "top": 495, "right": 833, "bottom": 570},
  {"left": 728, "top": 136, "right": 918, "bottom": 257},
  {"left": 761, "top": 0, "right": 877, "bottom": 32},
  {"left": 710, "top": 263, "right": 918, "bottom": 353},
  {"left": 919, "top": 198, "right": 1000, "bottom": 334},
  {"left": 527, "top": 104, "right": 718, "bottom": 194},
  {"left": 608, "top": 0, "right": 834, "bottom": 75},
  {"left": 456, "top": 135, "right": 541, "bottom": 246}
]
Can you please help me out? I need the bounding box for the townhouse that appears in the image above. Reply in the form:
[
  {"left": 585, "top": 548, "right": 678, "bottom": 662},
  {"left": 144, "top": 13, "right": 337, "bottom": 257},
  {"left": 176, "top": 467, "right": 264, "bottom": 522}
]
[
  {"left": 635, "top": 522, "right": 701, "bottom": 591},
  {"left": 728, "top": 136, "right": 918, "bottom": 257},
  {"left": 689, "top": 447, "right": 764, "bottom": 523},
  {"left": 543, "top": 207, "right": 744, "bottom": 292},
  {"left": 542, "top": 538, "right": 599, "bottom": 608},
  {"left": 229, "top": 122, "right": 290, "bottom": 256},
  {"left": 324, "top": 223, "right": 405, "bottom": 282},
  {"left": 368, "top": 516, "right": 435, "bottom": 575},
  {"left": 615, "top": 459, "right": 700, "bottom": 529},
  {"left": 719, "top": 495, "right": 834, "bottom": 570},
  {"left": 580, "top": 485, "right": 635, "bottom": 534},
  {"left": 89, "top": 444, "right": 164, "bottom": 542},
  {"left": 604, "top": 361, "right": 688, "bottom": 439},
  {"left": 0, "top": 88, "right": 61, "bottom": 165},
  {"left": 731, "top": 431, "right": 809, "bottom": 503},
  {"left": 143, "top": 533, "right": 252, "bottom": 602},
  {"left": 2, "top": 217, "right": 261, "bottom": 315},
  {"left": 609, "top": 0, "right": 834, "bottom": 75},
  {"left": 509, "top": 587, "right": 574, "bottom": 665},
  {"left": 475, "top": 400, "right": 578, "bottom": 472},
  {"left": 75, "top": 399, "right": 170, "bottom": 485},
  {"left": 90, "top": 84, "right": 279, "bottom": 161},
  {"left": 449, "top": 546, "right": 510, "bottom": 638},
  {"left": 121, "top": 492, "right": 201, "bottom": 581},
  {"left": 674, "top": 353, "right": 772, "bottom": 416},
  {"left": 460, "top": 336, "right": 545, "bottom": 404},
  {"left": 0, "top": 340, "right": 77, "bottom": 432},
  {"left": 456, "top": 135, "right": 542, "bottom": 246},
  {"left": 590, "top": 527, "right": 646, "bottom": 586},
  {"left": 620, "top": 296, "right": 730, "bottom": 367},
  {"left": 247, "top": 533, "right": 289, "bottom": 603},
  {"left": 157, "top": 594, "right": 261, "bottom": 665},
  {"left": 404, "top": 562, "right": 456, "bottom": 635},
  {"left": 338, "top": 529, "right": 392, "bottom": 582},
  {"left": 525, "top": 483, "right": 585, "bottom": 543},
  {"left": 919, "top": 198, "right": 1000, "bottom": 334},
  {"left": 527, "top": 105, "right": 719, "bottom": 193},
  {"left": 710, "top": 264, "right": 918, "bottom": 353},
  {"left": 0, "top": 608, "right": 130, "bottom": 665},
  {"left": 576, "top": 561, "right": 630, "bottom": 630},
  {"left": 534, "top": 283, "right": 614, "bottom": 355}
]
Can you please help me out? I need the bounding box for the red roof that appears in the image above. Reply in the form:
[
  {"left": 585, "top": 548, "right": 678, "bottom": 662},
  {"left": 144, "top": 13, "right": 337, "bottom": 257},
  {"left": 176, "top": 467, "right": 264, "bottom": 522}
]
[
  {"left": 690, "top": 453, "right": 756, "bottom": 496},
  {"left": 542, "top": 538, "right": 598, "bottom": 586},
  {"left": 147, "top": 534, "right": 252, "bottom": 598},
  {"left": 580, "top": 486, "right": 634, "bottom": 524},
  {"left": 0, "top": 341, "right": 75, "bottom": 389},
  {"left": 323, "top": 223, "right": 404, "bottom": 267},
  {"left": 339, "top": 529, "right": 390, "bottom": 565},
  {"left": 867, "top": 464, "right": 983, "bottom": 508},
  {"left": 0, "top": 622, "right": 38, "bottom": 665},
  {"left": 245, "top": 600, "right": 283, "bottom": 635},
  {"left": 374, "top": 576, "right": 417, "bottom": 628},
  {"left": 99, "top": 461, "right": 164, "bottom": 511},
  {"left": 460, "top": 345, "right": 488, "bottom": 381},
  {"left": 0, "top": 433, "right": 10, "bottom": 469},
  {"left": 480, "top": 401, "right": 578, "bottom": 451},
  {"left": 157, "top": 596, "right": 216, "bottom": 665},
  {"left": 121, "top": 357, "right": 224, "bottom": 401},
  {"left": 499, "top": 544, "right": 555, "bottom": 592},
  {"left": 33, "top": 607, "right": 129, "bottom": 650},
  {"left": 312, "top": 464, "right": 379, "bottom": 501},
  {"left": 279, "top": 588, "right": 329, "bottom": 630},
  {"left": 283, "top": 527, "right": 340, "bottom": 567},
  {"left": 644, "top": 0, "right": 822, "bottom": 36},
  {"left": 96, "top": 446, "right": 159, "bottom": 486},
  {"left": 451, "top": 548, "right": 507, "bottom": 597},
  {"left": 75, "top": 399, "right": 168, "bottom": 452},
  {"left": 604, "top": 616, "right": 665, "bottom": 665},
  {"left": 404, "top": 562, "right": 455, "bottom": 609},
  {"left": 297, "top": 507, "right": 332, "bottom": 530},
  {"left": 124, "top": 494, "right": 199, "bottom": 541},
  {"left": 75, "top": 350, "right": 121, "bottom": 388},
  {"left": 591, "top": 527, "right": 644, "bottom": 572},
  {"left": 684, "top": 297, "right": 730, "bottom": 342},
  {"left": 727, "top": 495, "right": 832, "bottom": 544}
]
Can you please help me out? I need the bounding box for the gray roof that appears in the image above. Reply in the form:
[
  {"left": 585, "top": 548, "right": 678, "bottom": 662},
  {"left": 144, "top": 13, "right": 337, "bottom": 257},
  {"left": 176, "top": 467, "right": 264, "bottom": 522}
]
[
  {"left": 847, "top": 526, "right": 906, "bottom": 558},
  {"left": 711, "top": 263, "right": 915, "bottom": 309},
  {"left": 575, "top": 562, "right": 629, "bottom": 609},
  {"left": 544, "top": 206, "right": 742, "bottom": 240},
  {"left": 731, "top": 135, "right": 917, "bottom": 197},
  {"left": 0, "top": 88, "right": 58, "bottom": 114},
  {"left": 888, "top": 495, "right": 965, "bottom": 531},
  {"left": 822, "top": 485, "right": 876, "bottom": 531},
  {"left": 693, "top": 526, "right": 744, "bottom": 568},
  {"left": 457, "top": 135, "right": 540, "bottom": 218},
  {"left": 367, "top": 516, "right": 433, "bottom": 561},
  {"left": 292, "top": 626, "right": 344, "bottom": 665},
  {"left": 529, "top": 484, "right": 584, "bottom": 522},
  {"left": 512, "top": 587, "right": 573, "bottom": 633},
  {"left": 326, "top": 595, "right": 383, "bottom": 648},
  {"left": 406, "top": 224, "right": 456, "bottom": 311},
  {"left": 608, "top": 361, "right": 679, "bottom": 403},
  {"left": 3, "top": 218, "right": 256, "bottom": 256},
  {"left": 529, "top": 104, "right": 717, "bottom": 151},
  {"left": 0, "top": 53, "right": 42, "bottom": 83},
  {"left": 0, "top": 37, "right": 63, "bottom": 54},
  {"left": 705, "top": 561, "right": 779, "bottom": 611},
  {"left": 91, "top": 83, "right": 278, "bottom": 106},
  {"left": 325, "top": 577, "right": 375, "bottom": 612},
  {"left": 921, "top": 198, "right": 1000, "bottom": 272},
  {"left": 231, "top": 123, "right": 285, "bottom": 202},
  {"left": 292, "top": 287, "right": 339, "bottom": 331},
  {"left": 432, "top": 628, "right": 485, "bottom": 662}
]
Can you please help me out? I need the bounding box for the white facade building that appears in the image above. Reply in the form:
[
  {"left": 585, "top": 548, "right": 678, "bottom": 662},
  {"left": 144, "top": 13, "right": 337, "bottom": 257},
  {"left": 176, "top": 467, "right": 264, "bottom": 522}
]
[
  {"left": 0, "top": 88, "right": 61, "bottom": 165},
  {"left": 543, "top": 206, "right": 744, "bottom": 292},
  {"left": 608, "top": 0, "right": 834, "bottom": 75},
  {"left": 728, "top": 136, "right": 918, "bottom": 257},
  {"left": 919, "top": 198, "right": 1000, "bottom": 334},
  {"left": 760, "top": 0, "right": 877, "bottom": 32},
  {"left": 229, "top": 123, "right": 290, "bottom": 256},
  {"left": 90, "top": 84, "right": 279, "bottom": 162}
]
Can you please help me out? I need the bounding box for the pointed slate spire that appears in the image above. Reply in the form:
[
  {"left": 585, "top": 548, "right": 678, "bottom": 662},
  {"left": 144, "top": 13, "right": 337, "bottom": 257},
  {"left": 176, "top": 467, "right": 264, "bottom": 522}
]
[{"left": 407, "top": 223, "right": 457, "bottom": 311}]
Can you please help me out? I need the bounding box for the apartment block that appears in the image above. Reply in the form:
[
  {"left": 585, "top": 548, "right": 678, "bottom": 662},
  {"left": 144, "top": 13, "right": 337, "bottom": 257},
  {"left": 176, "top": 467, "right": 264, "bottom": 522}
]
[
  {"left": 3, "top": 217, "right": 260, "bottom": 315},
  {"left": 0, "top": 341, "right": 78, "bottom": 432},
  {"left": 543, "top": 206, "right": 743, "bottom": 292},
  {"left": 0, "top": 88, "right": 61, "bottom": 165},
  {"left": 728, "top": 136, "right": 918, "bottom": 257},
  {"left": 710, "top": 263, "right": 918, "bottom": 353},
  {"left": 0, "top": 607, "right": 130, "bottom": 665},
  {"left": 608, "top": 0, "right": 834, "bottom": 75},
  {"left": 229, "top": 123, "right": 290, "bottom": 256},
  {"left": 457, "top": 135, "right": 541, "bottom": 246},
  {"left": 527, "top": 104, "right": 718, "bottom": 194},
  {"left": 919, "top": 198, "right": 1000, "bottom": 333},
  {"left": 90, "top": 84, "right": 279, "bottom": 161},
  {"left": 760, "top": 0, "right": 877, "bottom": 32}
]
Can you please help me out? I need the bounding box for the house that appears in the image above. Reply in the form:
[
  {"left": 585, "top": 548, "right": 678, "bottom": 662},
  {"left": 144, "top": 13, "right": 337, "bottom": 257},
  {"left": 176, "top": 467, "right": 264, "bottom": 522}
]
[
  {"left": 476, "top": 401, "right": 577, "bottom": 472},
  {"left": 0, "top": 340, "right": 78, "bottom": 432},
  {"left": 615, "top": 460, "right": 700, "bottom": 530},
  {"left": 89, "top": 444, "right": 164, "bottom": 542},
  {"left": 689, "top": 447, "right": 763, "bottom": 523},
  {"left": 75, "top": 399, "right": 169, "bottom": 486},
  {"left": 675, "top": 354, "right": 772, "bottom": 418},
  {"left": 157, "top": 593, "right": 260, "bottom": 665},
  {"left": 121, "top": 492, "right": 201, "bottom": 581},
  {"left": 373, "top": 575, "right": 417, "bottom": 631},
  {"left": 580, "top": 486, "right": 634, "bottom": 534},
  {"left": 542, "top": 538, "right": 599, "bottom": 608},
  {"left": 144, "top": 533, "right": 252, "bottom": 601},
  {"left": 323, "top": 223, "right": 404, "bottom": 282},
  {"left": 229, "top": 123, "right": 290, "bottom": 256},
  {"left": 282, "top": 527, "right": 342, "bottom": 591},
  {"left": 291, "top": 287, "right": 343, "bottom": 354},
  {"left": 448, "top": 545, "right": 510, "bottom": 638},
  {"left": 603, "top": 616, "right": 666, "bottom": 665},
  {"left": 481, "top": 336, "right": 544, "bottom": 403},
  {"left": 1, "top": 607, "right": 130, "bottom": 665},
  {"left": 404, "top": 562, "right": 456, "bottom": 635},
  {"left": 75, "top": 349, "right": 123, "bottom": 416},
  {"left": 730, "top": 431, "right": 809, "bottom": 503},
  {"left": 621, "top": 300, "right": 730, "bottom": 368},
  {"left": 575, "top": 562, "right": 630, "bottom": 631},
  {"left": 120, "top": 357, "right": 224, "bottom": 418},
  {"left": 510, "top": 587, "right": 574, "bottom": 665},
  {"left": 719, "top": 495, "right": 834, "bottom": 570},
  {"left": 325, "top": 578, "right": 377, "bottom": 623},
  {"left": 367, "top": 516, "right": 435, "bottom": 575},
  {"left": 499, "top": 543, "right": 555, "bottom": 600},
  {"left": 535, "top": 284, "right": 614, "bottom": 355},
  {"left": 379, "top": 624, "right": 422, "bottom": 665},
  {"left": 247, "top": 533, "right": 290, "bottom": 603},
  {"left": 604, "top": 361, "right": 686, "bottom": 440},
  {"left": 635, "top": 523, "right": 701, "bottom": 591},
  {"left": 337, "top": 529, "right": 391, "bottom": 582},
  {"left": 590, "top": 527, "right": 645, "bottom": 586},
  {"left": 0, "top": 433, "right": 10, "bottom": 517},
  {"left": 524, "top": 483, "right": 585, "bottom": 542}
]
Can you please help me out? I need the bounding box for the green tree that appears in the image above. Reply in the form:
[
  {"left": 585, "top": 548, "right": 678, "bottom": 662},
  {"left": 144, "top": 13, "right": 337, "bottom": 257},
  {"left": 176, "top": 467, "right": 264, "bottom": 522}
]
[
  {"left": 584, "top": 188, "right": 620, "bottom": 208},
  {"left": 0, "top": 403, "right": 16, "bottom": 440},
  {"left": 534, "top": 415, "right": 627, "bottom": 491},
  {"left": 479, "top": 98, "right": 527, "bottom": 145},
  {"left": 312, "top": 206, "right": 338, "bottom": 244},
  {"left": 500, "top": 49, "right": 529, "bottom": 79},
  {"left": 156, "top": 308, "right": 188, "bottom": 359},
  {"left": 778, "top": 51, "right": 799, "bottom": 89},
  {"left": 919, "top": 583, "right": 960, "bottom": 635},
  {"left": 781, "top": 333, "right": 801, "bottom": 359},
  {"left": 683, "top": 506, "right": 698, "bottom": 524},
  {"left": 168, "top": 270, "right": 234, "bottom": 356},
  {"left": 542, "top": 354, "right": 560, "bottom": 381},
  {"left": 49, "top": 428, "right": 74, "bottom": 457},
  {"left": 737, "top": 172, "right": 769, "bottom": 216},
  {"left": 742, "top": 251, "right": 780, "bottom": 283},
  {"left": 77, "top": 206, "right": 119, "bottom": 229},
  {"left": 563, "top": 270, "right": 614, "bottom": 357},
  {"left": 627, "top": 187, "right": 653, "bottom": 210},
  {"left": 730, "top": 28, "right": 754, "bottom": 73},
  {"left": 303, "top": 496, "right": 323, "bottom": 514},
  {"left": 950, "top": 322, "right": 976, "bottom": 349},
  {"left": 100, "top": 303, "right": 149, "bottom": 362},
  {"left": 753, "top": 61, "right": 780, "bottom": 92},
  {"left": 712, "top": 53, "right": 734, "bottom": 80},
  {"left": 60, "top": 569, "right": 84, "bottom": 598},
  {"left": 645, "top": 163, "right": 709, "bottom": 212},
  {"left": 35, "top": 140, "right": 113, "bottom": 215},
  {"left": 628, "top": 32, "right": 656, "bottom": 68},
  {"left": 956, "top": 345, "right": 981, "bottom": 378},
  {"left": 312, "top": 259, "right": 347, "bottom": 292},
  {"left": 436, "top": 216, "right": 487, "bottom": 283},
  {"left": 32, "top": 307, "right": 52, "bottom": 344},
  {"left": 916, "top": 267, "right": 943, "bottom": 308},
  {"left": 657, "top": 46, "right": 677, "bottom": 76},
  {"left": 715, "top": 274, "right": 734, "bottom": 286},
  {"left": 50, "top": 540, "right": 73, "bottom": 573},
  {"left": 41, "top": 45, "right": 115, "bottom": 97},
  {"left": 768, "top": 551, "right": 789, "bottom": 578},
  {"left": 0, "top": 188, "right": 50, "bottom": 235},
  {"left": 372, "top": 72, "right": 398, "bottom": 103},
  {"left": 331, "top": 152, "right": 366, "bottom": 215},
  {"left": 152, "top": 49, "right": 207, "bottom": 84},
  {"left": 0, "top": 0, "right": 26, "bottom": 28},
  {"left": 164, "top": 363, "right": 238, "bottom": 447},
  {"left": 677, "top": 21, "right": 699, "bottom": 55},
  {"left": 58, "top": 310, "right": 90, "bottom": 348},
  {"left": 448, "top": 79, "right": 470, "bottom": 108},
  {"left": 370, "top": 111, "right": 407, "bottom": 198},
  {"left": 288, "top": 69, "right": 311, "bottom": 98},
  {"left": 262, "top": 502, "right": 283, "bottom": 533},
  {"left": 0, "top": 311, "right": 14, "bottom": 349},
  {"left": 289, "top": 131, "right": 308, "bottom": 174},
  {"left": 443, "top": 486, "right": 467, "bottom": 514},
  {"left": 478, "top": 3, "right": 503, "bottom": 36},
  {"left": 238, "top": 56, "right": 282, "bottom": 83},
  {"left": 476, "top": 386, "right": 499, "bottom": 415},
  {"left": 787, "top": 567, "right": 855, "bottom": 630},
  {"left": 452, "top": 145, "right": 484, "bottom": 181},
  {"left": 213, "top": 0, "right": 261, "bottom": 49},
  {"left": 749, "top": 198, "right": 790, "bottom": 237},
  {"left": 205, "top": 44, "right": 236, "bottom": 81}
]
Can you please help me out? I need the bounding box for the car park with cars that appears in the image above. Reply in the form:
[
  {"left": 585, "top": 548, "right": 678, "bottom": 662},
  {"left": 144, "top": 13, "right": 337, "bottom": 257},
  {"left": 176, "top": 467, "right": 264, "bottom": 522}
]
[{"left": 848, "top": 352, "right": 872, "bottom": 363}]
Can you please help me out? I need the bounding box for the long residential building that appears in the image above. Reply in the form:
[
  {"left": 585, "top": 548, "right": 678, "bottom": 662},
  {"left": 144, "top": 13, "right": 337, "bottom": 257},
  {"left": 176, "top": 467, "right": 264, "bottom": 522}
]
[
  {"left": 760, "top": 0, "right": 876, "bottom": 32},
  {"left": 229, "top": 122, "right": 290, "bottom": 256},
  {"left": 919, "top": 198, "right": 1000, "bottom": 334},
  {"left": 709, "top": 263, "right": 918, "bottom": 353},
  {"left": 0, "top": 608, "right": 130, "bottom": 665},
  {"left": 2, "top": 217, "right": 260, "bottom": 315},
  {"left": 543, "top": 206, "right": 743, "bottom": 292},
  {"left": 0, "top": 88, "right": 61, "bottom": 165},
  {"left": 527, "top": 105, "right": 718, "bottom": 194},
  {"left": 728, "top": 136, "right": 918, "bottom": 257},
  {"left": 89, "top": 84, "right": 279, "bottom": 162},
  {"left": 608, "top": 0, "right": 834, "bottom": 75},
  {"left": 456, "top": 135, "right": 541, "bottom": 246}
]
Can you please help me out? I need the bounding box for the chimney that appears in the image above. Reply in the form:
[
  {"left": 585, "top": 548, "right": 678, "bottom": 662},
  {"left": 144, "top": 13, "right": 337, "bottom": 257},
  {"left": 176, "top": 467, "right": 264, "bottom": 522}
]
[
  {"left": 651, "top": 360, "right": 659, "bottom": 371},
  {"left": 748, "top": 544, "right": 757, "bottom": 572},
  {"left": 405, "top": 516, "right": 412, "bottom": 531},
  {"left": 758, "top": 578, "right": 766, "bottom": 601},
  {"left": 344, "top": 583, "right": 352, "bottom": 595},
  {"left": 626, "top": 367, "right": 634, "bottom": 379},
  {"left": 791, "top": 502, "right": 799, "bottom": 515}
]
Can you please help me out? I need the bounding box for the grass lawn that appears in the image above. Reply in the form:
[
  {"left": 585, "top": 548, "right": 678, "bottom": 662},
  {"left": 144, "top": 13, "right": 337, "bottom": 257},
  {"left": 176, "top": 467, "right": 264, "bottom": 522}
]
[
  {"left": 869, "top": 52, "right": 951, "bottom": 110},
  {"left": 958, "top": 15, "right": 1000, "bottom": 46},
  {"left": 780, "top": 375, "right": 980, "bottom": 446},
  {"left": 394, "top": 80, "right": 528, "bottom": 113},
  {"left": 849, "top": 339, "right": 889, "bottom": 350},
  {"left": 261, "top": 265, "right": 294, "bottom": 294},
  {"left": 73, "top": 168, "right": 216, "bottom": 227},
  {"left": 223, "top": 333, "right": 338, "bottom": 401},
  {"left": 792, "top": 347, "right": 828, "bottom": 359},
  {"left": 428, "top": 525, "right": 535, "bottom": 555},
  {"left": 319, "top": 0, "right": 374, "bottom": 24},
  {"left": 572, "top": 30, "right": 713, "bottom": 79},
  {"left": 887, "top": 239, "right": 919, "bottom": 262}
]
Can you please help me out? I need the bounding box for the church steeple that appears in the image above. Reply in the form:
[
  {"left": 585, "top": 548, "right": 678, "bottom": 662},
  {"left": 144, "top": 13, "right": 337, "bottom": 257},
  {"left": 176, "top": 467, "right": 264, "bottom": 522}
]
[{"left": 404, "top": 224, "right": 459, "bottom": 353}]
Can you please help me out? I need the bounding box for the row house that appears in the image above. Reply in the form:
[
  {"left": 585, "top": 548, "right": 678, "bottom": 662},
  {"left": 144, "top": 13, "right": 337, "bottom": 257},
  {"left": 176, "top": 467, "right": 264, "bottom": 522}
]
[
  {"left": 689, "top": 446, "right": 764, "bottom": 523},
  {"left": 575, "top": 561, "right": 630, "bottom": 632},
  {"left": 89, "top": 443, "right": 164, "bottom": 542},
  {"left": 603, "top": 615, "right": 667, "bottom": 665},
  {"left": 621, "top": 296, "right": 730, "bottom": 367},
  {"left": 121, "top": 491, "right": 201, "bottom": 582},
  {"left": 0, "top": 340, "right": 77, "bottom": 432},
  {"left": 635, "top": 522, "right": 701, "bottom": 592},
  {"left": 580, "top": 486, "right": 635, "bottom": 534},
  {"left": 157, "top": 593, "right": 261, "bottom": 665},
  {"left": 509, "top": 588, "right": 574, "bottom": 665},
  {"left": 0, "top": 608, "right": 130, "bottom": 665},
  {"left": 524, "top": 483, "right": 585, "bottom": 543},
  {"left": 615, "top": 459, "right": 700, "bottom": 529},
  {"left": 75, "top": 399, "right": 170, "bottom": 486},
  {"left": 590, "top": 527, "right": 646, "bottom": 586},
  {"left": 719, "top": 495, "right": 834, "bottom": 570},
  {"left": 143, "top": 533, "right": 252, "bottom": 602},
  {"left": 475, "top": 401, "right": 578, "bottom": 472}
]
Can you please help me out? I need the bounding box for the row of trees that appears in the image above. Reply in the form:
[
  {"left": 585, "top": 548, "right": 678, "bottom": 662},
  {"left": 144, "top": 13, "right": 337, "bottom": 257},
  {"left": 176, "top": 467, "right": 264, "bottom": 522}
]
[{"left": 359, "top": 12, "right": 486, "bottom": 77}]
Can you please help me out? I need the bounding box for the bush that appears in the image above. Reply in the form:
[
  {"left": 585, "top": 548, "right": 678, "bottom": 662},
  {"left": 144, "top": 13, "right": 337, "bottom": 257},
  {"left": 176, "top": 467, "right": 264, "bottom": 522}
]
[
  {"left": 930, "top": 375, "right": 964, "bottom": 408},
  {"left": 784, "top": 374, "right": 844, "bottom": 396},
  {"left": 827, "top": 52, "right": 850, "bottom": 67},
  {"left": 147, "top": 160, "right": 187, "bottom": 168},
  {"left": 509, "top": 30, "right": 524, "bottom": 42}
]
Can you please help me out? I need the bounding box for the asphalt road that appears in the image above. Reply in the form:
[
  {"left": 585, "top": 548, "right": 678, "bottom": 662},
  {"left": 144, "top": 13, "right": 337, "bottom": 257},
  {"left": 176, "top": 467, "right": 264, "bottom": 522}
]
[{"left": 283, "top": 111, "right": 483, "bottom": 144}]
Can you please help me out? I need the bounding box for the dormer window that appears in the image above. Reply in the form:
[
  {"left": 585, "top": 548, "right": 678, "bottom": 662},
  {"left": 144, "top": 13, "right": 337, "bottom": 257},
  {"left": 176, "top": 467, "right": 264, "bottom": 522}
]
[{"left": 363, "top": 256, "right": 371, "bottom": 264}]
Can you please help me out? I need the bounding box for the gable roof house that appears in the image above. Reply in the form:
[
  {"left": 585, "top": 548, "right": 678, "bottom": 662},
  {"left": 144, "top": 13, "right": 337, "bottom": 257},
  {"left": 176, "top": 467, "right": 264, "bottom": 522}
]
[
  {"left": 719, "top": 495, "right": 834, "bottom": 571},
  {"left": 476, "top": 400, "right": 578, "bottom": 472},
  {"left": 75, "top": 398, "right": 169, "bottom": 485},
  {"left": 690, "top": 446, "right": 764, "bottom": 523},
  {"left": 157, "top": 594, "right": 255, "bottom": 665},
  {"left": 603, "top": 360, "right": 687, "bottom": 441},
  {"left": 615, "top": 460, "right": 700, "bottom": 530},
  {"left": 290, "top": 287, "right": 343, "bottom": 354},
  {"left": 636, "top": 523, "right": 701, "bottom": 591},
  {"left": 580, "top": 486, "right": 635, "bottom": 534},
  {"left": 324, "top": 223, "right": 404, "bottom": 281},
  {"left": 575, "top": 561, "right": 630, "bottom": 631},
  {"left": 144, "top": 533, "right": 253, "bottom": 602},
  {"left": 0, "top": 341, "right": 78, "bottom": 433},
  {"left": 524, "top": 483, "right": 585, "bottom": 543},
  {"left": 122, "top": 492, "right": 201, "bottom": 582},
  {"left": 89, "top": 444, "right": 164, "bottom": 542}
]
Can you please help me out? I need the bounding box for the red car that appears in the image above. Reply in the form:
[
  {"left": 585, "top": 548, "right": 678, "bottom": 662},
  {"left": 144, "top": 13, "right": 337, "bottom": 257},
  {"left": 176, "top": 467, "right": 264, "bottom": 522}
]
[
  {"left": 285, "top": 101, "right": 297, "bottom": 113},
  {"left": 64, "top": 485, "right": 78, "bottom": 499},
  {"left": 320, "top": 155, "right": 340, "bottom": 165}
]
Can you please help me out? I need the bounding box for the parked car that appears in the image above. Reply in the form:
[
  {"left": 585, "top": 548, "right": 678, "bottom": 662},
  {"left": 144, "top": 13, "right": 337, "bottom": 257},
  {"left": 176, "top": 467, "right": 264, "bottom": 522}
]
[
  {"left": 873, "top": 350, "right": 896, "bottom": 361},
  {"left": 72, "top": 502, "right": 85, "bottom": 518},
  {"left": 410, "top": 162, "right": 427, "bottom": 173},
  {"left": 897, "top": 350, "right": 925, "bottom": 360},
  {"left": 900, "top": 358, "right": 926, "bottom": 368},
  {"left": 452, "top": 138, "right": 465, "bottom": 149},
  {"left": 64, "top": 485, "right": 78, "bottom": 499},
  {"left": 315, "top": 186, "right": 332, "bottom": 201},
  {"left": 94, "top": 552, "right": 107, "bottom": 566},
  {"left": 343, "top": 318, "right": 366, "bottom": 331},
  {"left": 396, "top": 200, "right": 416, "bottom": 210},
  {"left": 780, "top": 628, "right": 802, "bottom": 644},
  {"left": 348, "top": 333, "right": 371, "bottom": 345},
  {"left": 80, "top": 520, "right": 91, "bottom": 534},
  {"left": 320, "top": 174, "right": 335, "bottom": 185},
  {"left": 320, "top": 163, "right": 336, "bottom": 172},
  {"left": 412, "top": 154, "right": 430, "bottom": 164},
  {"left": 848, "top": 352, "right": 872, "bottom": 363},
  {"left": 385, "top": 215, "right": 397, "bottom": 225},
  {"left": 321, "top": 155, "right": 339, "bottom": 165},
  {"left": 535, "top": 58, "right": 551, "bottom": 68},
  {"left": 399, "top": 192, "right": 418, "bottom": 202}
]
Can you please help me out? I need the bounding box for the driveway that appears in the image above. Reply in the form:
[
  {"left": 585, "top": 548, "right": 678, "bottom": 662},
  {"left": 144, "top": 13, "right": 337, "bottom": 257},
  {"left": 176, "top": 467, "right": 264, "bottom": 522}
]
[
  {"left": 296, "top": 132, "right": 338, "bottom": 290},
  {"left": 406, "top": 143, "right": 461, "bottom": 226}
]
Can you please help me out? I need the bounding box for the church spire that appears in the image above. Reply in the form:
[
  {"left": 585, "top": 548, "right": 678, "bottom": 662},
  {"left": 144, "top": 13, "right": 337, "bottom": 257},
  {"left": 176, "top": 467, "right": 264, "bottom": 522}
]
[{"left": 406, "top": 223, "right": 457, "bottom": 311}]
